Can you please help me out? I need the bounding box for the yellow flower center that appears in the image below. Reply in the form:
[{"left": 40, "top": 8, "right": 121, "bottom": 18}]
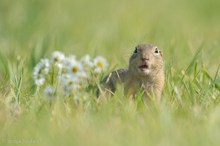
[
  {"left": 54, "top": 57, "right": 59, "bottom": 62},
  {"left": 72, "top": 66, "right": 79, "bottom": 73},
  {"left": 97, "top": 61, "right": 104, "bottom": 68}
]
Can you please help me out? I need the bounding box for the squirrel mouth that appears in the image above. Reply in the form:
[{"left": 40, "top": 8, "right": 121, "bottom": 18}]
[{"left": 139, "top": 64, "right": 149, "bottom": 71}]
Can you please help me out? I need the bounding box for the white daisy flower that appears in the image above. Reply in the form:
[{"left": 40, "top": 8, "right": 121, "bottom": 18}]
[
  {"left": 59, "top": 74, "right": 74, "bottom": 87},
  {"left": 50, "top": 51, "right": 65, "bottom": 69},
  {"left": 33, "top": 59, "right": 50, "bottom": 86},
  {"left": 94, "top": 67, "right": 103, "bottom": 74},
  {"left": 62, "top": 55, "right": 77, "bottom": 73},
  {"left": 44, "top": 85, "right": 56, "bottom": 100},
  {"left": 34, "top": 77, "right": 45, "bottom": 86},
  {"left": 67, "top": 59, "right": 86, "bottom": 78},
  {"left": 51, "top": 51, "right": 65, "bottom": 62},
  {"left": 80, "top": 54, "right": 94, "bottom": 67},
  {"left": 60, "top": 75, "right": 80, "bottom": 96},
  {"left": 93, "top": 56, "right": 108, "bottom": 73},
  {"left": 66, "top": 77, "right": 80, "bottom": 90}
]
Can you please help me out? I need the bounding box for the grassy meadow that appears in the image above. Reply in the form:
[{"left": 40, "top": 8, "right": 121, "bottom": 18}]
[{"left": 0, "top": 0, "right": 220, "bottom": 145}]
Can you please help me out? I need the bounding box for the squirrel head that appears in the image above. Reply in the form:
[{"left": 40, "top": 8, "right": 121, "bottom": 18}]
[{"left": 129, "top": 44, "right": 164, "bottom": 76}]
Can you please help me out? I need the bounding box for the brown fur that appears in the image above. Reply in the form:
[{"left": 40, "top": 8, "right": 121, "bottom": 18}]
[{"left": 98, "top": 44, "right": 165, "bottom": 102}]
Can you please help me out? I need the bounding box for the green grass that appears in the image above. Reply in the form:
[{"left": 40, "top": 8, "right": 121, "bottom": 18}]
[{"left": 0, "top": 0, "right": 220, "bottom": 146}]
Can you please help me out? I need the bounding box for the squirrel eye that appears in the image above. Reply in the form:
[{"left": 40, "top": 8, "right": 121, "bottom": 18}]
[
  {"left": 154, "top": 48, "right": 159, "bottom": 54},
  {"left": 134, "top": 47, "right": 138, "bottom": 53}
]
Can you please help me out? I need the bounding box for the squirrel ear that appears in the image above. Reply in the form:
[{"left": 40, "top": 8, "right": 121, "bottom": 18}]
[{"left": 134, "top": 47, "right": 138, "bottom": 53}]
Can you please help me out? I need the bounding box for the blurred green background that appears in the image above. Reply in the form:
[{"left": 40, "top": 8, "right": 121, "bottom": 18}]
[
  {"left": 0, "top": 0, "right": 220, "bottom": 69},
  {"left": 0, "top": 0, "right": 220, "bottom": 146}
]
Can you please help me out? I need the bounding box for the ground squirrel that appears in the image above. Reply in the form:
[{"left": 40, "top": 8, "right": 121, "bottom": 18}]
[{"left": 99, "top": 44, "right": 165, "bottom": 102}]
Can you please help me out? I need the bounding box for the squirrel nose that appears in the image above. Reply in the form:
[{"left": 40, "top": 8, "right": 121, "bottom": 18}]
[{"left": 141, "top": 57, "right": 149, "bottom": 61}]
